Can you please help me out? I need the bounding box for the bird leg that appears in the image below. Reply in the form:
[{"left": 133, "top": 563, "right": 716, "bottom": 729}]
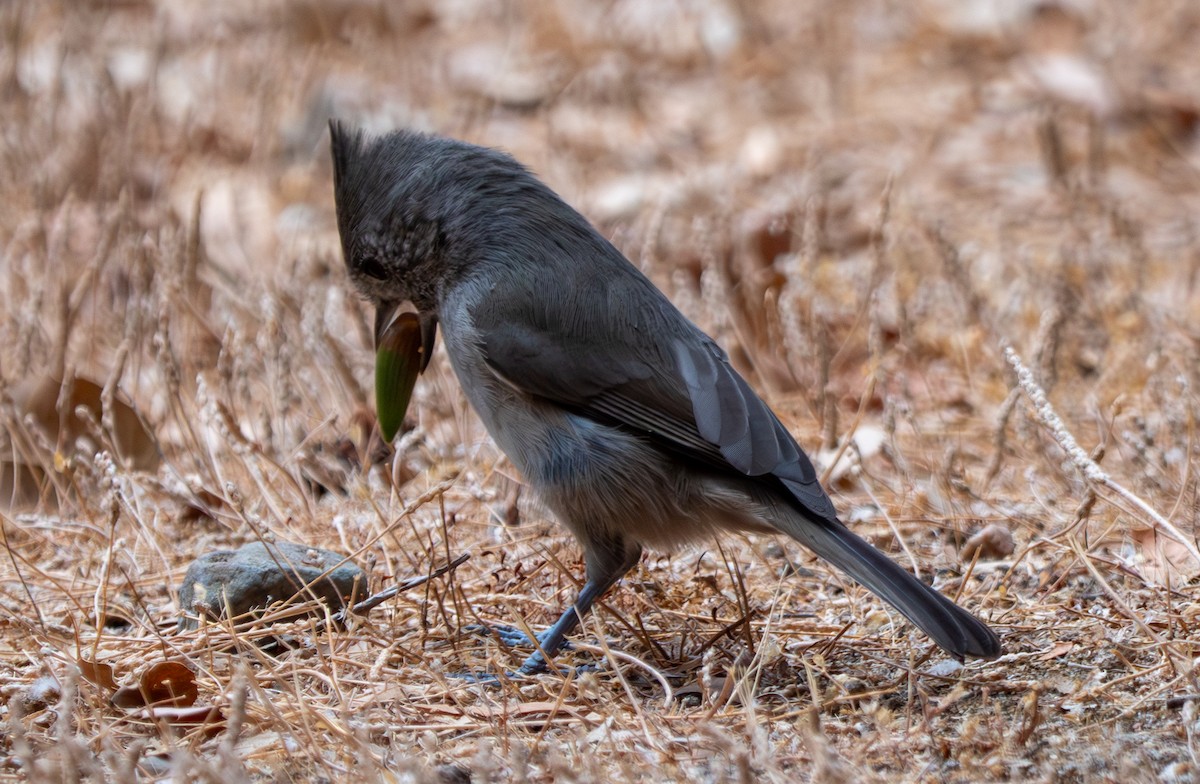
[{"left": 469, "top": 537, "right": 642, "bottom": 676}]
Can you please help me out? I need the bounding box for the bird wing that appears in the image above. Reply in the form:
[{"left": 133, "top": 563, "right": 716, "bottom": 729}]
[
  {"left": 472, "top": 267, "right": 839, "bottom": 524},
  {"left": 472, "top": 260, "right": 1001, "bottom": 661}
]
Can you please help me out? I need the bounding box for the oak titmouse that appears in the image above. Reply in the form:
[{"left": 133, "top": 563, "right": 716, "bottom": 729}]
[{"left": 330, "top": 123, "right": 1000, "bottom": 674}]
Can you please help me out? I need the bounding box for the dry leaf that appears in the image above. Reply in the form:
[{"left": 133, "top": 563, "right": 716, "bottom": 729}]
[
  {"left": 142, "top": 704, "right": 225, "bottom": 725},
  {"left": 1039, "top": 642, "right": 1076, "bottom": 661},
  {"left": 2, "top": 374, "right": 159, "bottom": 510},
  {"left": 962, "top": 523, "right": 1016, "bottom": 561},
  {"left": 1132, "top": 528, "right": 1200, "bottom": 584},
  {"left": 0, "top": 461, "right": 50, "bottom": 512},
  {"left": 511, "top": 701, "right": 589, "bottom": 720},
  {"left": 14, "top": 375, "right": 160, "bottom": 471},
  {"left": 112, "top": 661, "right": 198, "bottom": 709},
  {"left": 77, "top": 658, "right": 118, "bottom": 691}
]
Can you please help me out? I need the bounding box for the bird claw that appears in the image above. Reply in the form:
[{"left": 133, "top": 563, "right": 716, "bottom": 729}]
[
  {"left": 457, "top": 624, "right": 596, "bottom": 680},
  {"left": 451, "top": 662, "right": 598, "bottom": 684},
  {"left": 451, "top": 670, "right": 504, "bottom": 686},
  {"left": 463, "top": 623, "right": 573, "bottom": 652}
]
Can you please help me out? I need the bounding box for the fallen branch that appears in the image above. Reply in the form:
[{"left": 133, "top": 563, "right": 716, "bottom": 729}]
[
  {"left": 339, "top": 553, "right": 471, "bottom": 621},
  {"left": 1003, "top": 344, "right": 1200, "bottom": 567}
]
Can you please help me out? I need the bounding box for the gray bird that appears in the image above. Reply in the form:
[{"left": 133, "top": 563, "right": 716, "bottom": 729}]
[{"left": 329, "top": 122, "right": 1001, "bottom": 674}]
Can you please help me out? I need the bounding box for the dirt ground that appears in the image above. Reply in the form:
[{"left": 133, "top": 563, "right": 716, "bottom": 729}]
[{"left": 2, "top": 0, "right": 1200, "bottom": 781}]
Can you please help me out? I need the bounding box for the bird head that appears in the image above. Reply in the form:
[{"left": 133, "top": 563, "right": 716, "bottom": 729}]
[{"left": 329, "top": 121, "right": 444, "bottom": 440}]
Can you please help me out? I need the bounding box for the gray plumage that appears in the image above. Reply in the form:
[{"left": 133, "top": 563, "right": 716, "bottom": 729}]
[{"left": 330, "top": 122, "right": 1001, "bottom": 671}]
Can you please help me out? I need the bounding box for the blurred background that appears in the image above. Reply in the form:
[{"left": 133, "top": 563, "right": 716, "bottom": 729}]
[
  {"left": 2, "top": 0, "right": 1199, "bottom": 781},
  {"left": 3, "top": 0, "right": 1198, "bottom": 435}
]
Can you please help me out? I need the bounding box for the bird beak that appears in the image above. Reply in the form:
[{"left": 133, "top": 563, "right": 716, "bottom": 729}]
[
  {"left": 374, "top": 300, "right": 400, "bottom": 351},
  {"left": 374, "top": 302, "right": 438, "bottom": 442}
]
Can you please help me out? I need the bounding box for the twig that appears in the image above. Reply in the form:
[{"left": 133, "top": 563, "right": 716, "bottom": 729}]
[
  {"left": 572, "top": 639, "right": 675, "bottom": 708},
  {"left": 339, "top": 553, "right": 470, "bottom": 620},
  {"left": 1003, "top": 344, "right": 1200, "bottom": 567}
]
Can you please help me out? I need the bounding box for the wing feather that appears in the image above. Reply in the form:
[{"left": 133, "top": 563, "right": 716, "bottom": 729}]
[{"left": 476, "top": 276, "right": 838, "bottom": 524}]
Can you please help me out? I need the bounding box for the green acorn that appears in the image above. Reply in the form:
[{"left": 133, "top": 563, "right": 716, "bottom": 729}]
[{"left": 374, "top": 311, "right": 426, "bottom": 442}]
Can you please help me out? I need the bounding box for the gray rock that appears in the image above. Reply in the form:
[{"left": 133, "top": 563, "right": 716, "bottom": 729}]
[{"left": 178, "top": 541, "right": 368, "bottom": 630}]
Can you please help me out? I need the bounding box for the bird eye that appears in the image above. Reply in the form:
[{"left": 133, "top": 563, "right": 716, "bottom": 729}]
[{"left": 358, "top": 256, "right": 388, "bottom": 280}]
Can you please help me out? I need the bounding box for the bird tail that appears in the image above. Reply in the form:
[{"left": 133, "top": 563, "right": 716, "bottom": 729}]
[{"left": 770, "top": 505, "right": 1001, "bottom": 660}]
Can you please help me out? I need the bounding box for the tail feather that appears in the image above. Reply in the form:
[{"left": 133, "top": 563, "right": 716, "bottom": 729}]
[{"left": 773, "top": 509, "right": 1001, "bottom": 659}]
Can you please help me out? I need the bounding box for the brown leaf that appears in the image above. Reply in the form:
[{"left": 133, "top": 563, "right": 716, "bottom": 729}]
[
  {"left": 962, "top": 523, "right": 1016, "bottom": 561},
  {"left": 77, "top": 658, "right": 118, "bottom": 691},
  {"left": 111, "top": 685, "right": 146, "bottom": 709},
  {"left": 2, "top": 375, "right": 160, "bottom": 511},
  {"left": 10, "top": 374, "right": 159, "bottom": 472},
  {"left": 140, "top": 661, "right": 198, "bottom": 707},
  {"left": 511, "top": 701, "right": 589, "bottom": 720},
  {"left": 112, "top": 661, "right": 198, "bottom": 709},
  {"left": 1039, "top": 642, "right": 1076, "bottom": 661},
  {"left": 140, "top": 705, "right": 227, "bottom": 739},
  {"left": 0, "top": 461, "right": 50, "bottom": 511},
  {"left": 1132, "top": 528, "right": 1200, "bottom": 584},
  {"left": 143, "top": 704, "right": 225, "bottom": 725}
]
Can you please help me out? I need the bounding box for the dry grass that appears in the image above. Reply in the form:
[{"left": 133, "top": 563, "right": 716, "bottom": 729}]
[{"left": 2, "top": 0, "right": 1200, "bottom": 781}]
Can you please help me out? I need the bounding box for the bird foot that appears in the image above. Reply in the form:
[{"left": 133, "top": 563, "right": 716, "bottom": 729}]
[
  {"left": 458, "top": 624, "right": 594, "bottom": 679},
  {"left": 452, "top": 662, "right": 599, "bottom": 684},
  {"left": 463, "top": 623, "right": 573, "bottom": 652}
]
